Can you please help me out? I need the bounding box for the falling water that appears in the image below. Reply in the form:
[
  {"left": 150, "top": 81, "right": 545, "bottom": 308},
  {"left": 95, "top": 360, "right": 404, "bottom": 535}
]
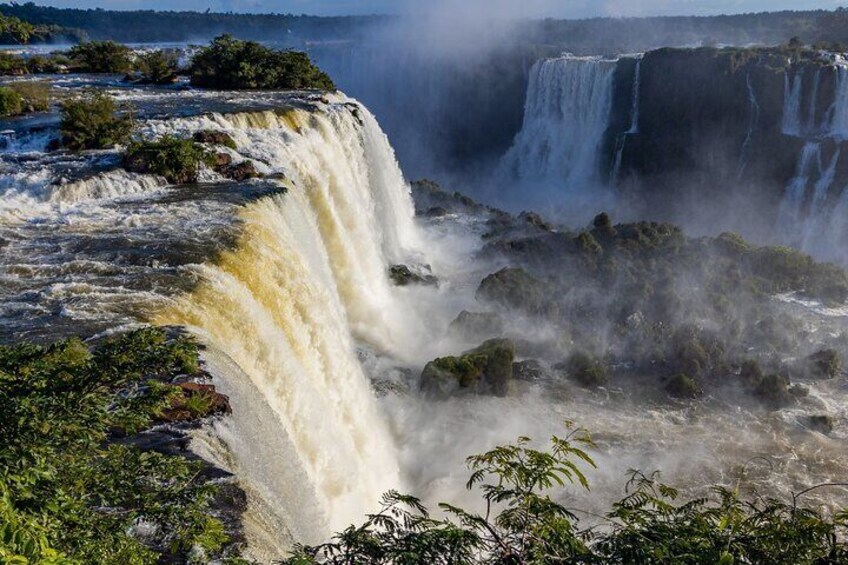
[
  {"left": 497, "top": 56, "right": 617, "bottom": 210},
  {"left": 782, "top": 71, "right": 803, "bottom": 137},
  {"left": 738, "top": 72, "right": 761, "bottom": 177},
  {"left": 152, "top": 100, "right": 421, "bottom": 542}
]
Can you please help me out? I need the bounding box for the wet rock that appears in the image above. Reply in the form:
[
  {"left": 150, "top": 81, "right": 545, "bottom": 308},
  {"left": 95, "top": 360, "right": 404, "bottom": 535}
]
[
  {"left": 665, "top": 373, "right": 703, "bottom": 399},
  {"left": 389, "top": 264, "right": 438, "bottom": 287},
  {"left": 513, "top": 359, "right": 545, "bottom": 382},
  {"left": 753, "top": 374, "right": 793, "bottom": 409},
  {"left": 807, "top": 415, "right": 834, "bottom": 434},
  {"left": 448, "top": 310, "right": 503, "bottom": 340},
  {"left": 476, "top": 268, "right": 552, "bottom": 316},
  {"left": 193, "top": 129, "right": 237, "bottom": 150},
  {"left": 421, "top": 338, "right": 515, "bottom": 397},
  {"left": 223, "top": 160, "right": 261, "bottom": 182},
  {"left": 158, "top": 382, "right": 231, "bottom": 423},
  {"left": 425, "top": 206, "right": 448, "bottom": 218},
  {"left": 806, "top": 349, "right": 842, "bottom": 379},
  {"left": 555, "top": 351, "right": 607, "bottom": 388},
  {"left": 210, "top": 152, "right": 233, "bottom": 173}
]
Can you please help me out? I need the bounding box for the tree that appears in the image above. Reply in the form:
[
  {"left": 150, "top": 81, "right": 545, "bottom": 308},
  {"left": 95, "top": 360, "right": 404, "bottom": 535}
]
[{"left": 59, "top": 92, "right": 134, "bottom": 150}]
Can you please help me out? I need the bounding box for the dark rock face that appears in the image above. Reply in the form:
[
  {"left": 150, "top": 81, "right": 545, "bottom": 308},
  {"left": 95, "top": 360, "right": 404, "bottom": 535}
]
[
  {"left": 806, "top": 349, "right": 842, "bottom": 379},
  {"left": 608, "top": 47, "right": 844, "bottom": 238},
  {"left": 421, "top": 338, "right": 515, "bottom": 397},
  {"left": 513, "top": 359, "right": 545, "bottom": 382}
]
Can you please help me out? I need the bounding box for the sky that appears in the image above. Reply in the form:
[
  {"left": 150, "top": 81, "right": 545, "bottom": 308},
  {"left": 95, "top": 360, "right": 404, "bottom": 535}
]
[{"left": 29, "top": 0, "right": 848, "bottom": 18}]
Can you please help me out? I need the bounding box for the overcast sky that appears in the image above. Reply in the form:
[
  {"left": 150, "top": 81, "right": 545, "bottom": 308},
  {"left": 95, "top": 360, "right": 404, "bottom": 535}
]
[{"left": 29, "top": 0, "right": 848, "bottom": 17}]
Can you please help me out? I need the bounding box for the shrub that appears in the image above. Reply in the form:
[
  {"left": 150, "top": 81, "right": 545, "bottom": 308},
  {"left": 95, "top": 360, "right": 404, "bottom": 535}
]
[
  {"left": 189, "top": 34, "right": 335, "bottom": 90},
  {"left": 132, "top": 49, "right": 179, "bottom": 84},
  {"left": 286, "top": 427, "right": 848, "bottom": 564},
  {"left": 0, "top": 52, "right": 28, "bottom": 75},
  {"left": 0, "top": 86, "right": 22, "bottom": 116},
  {"left": 9, "top": 80, "right": 50, "bottom": 112},
  {"left": 0, "top": 328, "right": 231, "bottom": 564},
  {"left": 123, "top": 135, "right": 212, "bottom": 184},
  {"left": 59, "top": 92, "right": 134, "bottom": 150},
  {"left": 67, "top": 40, "right": 132, "bottom": 73}
]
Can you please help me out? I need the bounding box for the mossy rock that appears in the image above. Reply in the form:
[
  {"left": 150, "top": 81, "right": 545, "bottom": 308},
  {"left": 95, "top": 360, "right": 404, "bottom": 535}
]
[
  {"left": 754, "top": 374, "right": 793, "bottom": 409},
  {"left": 476, "top": 268, "right": 551, "bottom": 315},
  {"left": 193, "top": 129, "right": 238, "bottom": 150},
  {"left": 806, "top": 349, "right": 842, "bottom": 379},
  {"left": 421, "top": 339, "right": 515, "bottom": 397},
  {"left": 389, "top": 264, "right": 438, "bottom": 287},
  {"left": 806, "top": 415, "right": 834, "bottom": 434},
  {"left": 666, "top": 374, "right": 703, "bottom": 399},
  {"left": 556, "top": 351, "right": 608, "bottom": 388}
]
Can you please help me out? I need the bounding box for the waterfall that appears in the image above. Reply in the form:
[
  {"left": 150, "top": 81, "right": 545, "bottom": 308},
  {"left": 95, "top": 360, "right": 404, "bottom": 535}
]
[
  {"left": 778, "top": 142, "right": 820, "bottom": 241},
  {"left": 627, "top": 59, "right": 642, "bottom": 135},
  {"left": 152, "top": 99, "right": 419, "bottom": 543},
  {"left": 738, "top": 72, "right": 761, "bottom": 177},
  {"left": 827, "top": 66, "right": 848, "bottom": 138},
  {"left": 497, "top": 56, "right": 617, "bottom": 209},
  {"left": 782, "top": 71, "right": 803, "bottom": 137}
]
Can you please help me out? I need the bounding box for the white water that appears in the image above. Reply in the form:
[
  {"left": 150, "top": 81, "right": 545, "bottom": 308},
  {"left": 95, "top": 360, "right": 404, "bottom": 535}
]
[
  {"left": 153, "top": 99, "right": 426, "bottom": 543},
  {"left": 782, "top": 71, "right": 803, "bottom": 137},
  {"left": 496, "top": 56, "right": 616, "bottom": 215}
]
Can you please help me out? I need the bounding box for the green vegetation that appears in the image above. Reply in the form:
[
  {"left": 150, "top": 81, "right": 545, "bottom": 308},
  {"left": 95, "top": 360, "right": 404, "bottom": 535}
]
[
  {"left": 59, "top": 92, "right": 133, "bottom": 150},
  {"left": 0, "top": 328, "right": 234, "bottom": 564},
  {"left": 123, "top": 135, "right": 212, "bottom": 184},
  {"left": 559, "top": 350, "right": 608, "bottom": 388},
  {"left": 189, "top": 34, "right": 335, "bottom": 91},
  {"left": 131, "top": 49, "right": 179, "bottom": 85},
  {"left": 0, "top": 86, "right": 22, "bottom": 117},
  {"left": 286, "top": 426, "right": 848, "bottom": 564},
  {"left": 9, "top": 80, "right": 50, "bottom": 112},
  {"left": 67, "top": 40, "right": 132, "bottom": 73}
]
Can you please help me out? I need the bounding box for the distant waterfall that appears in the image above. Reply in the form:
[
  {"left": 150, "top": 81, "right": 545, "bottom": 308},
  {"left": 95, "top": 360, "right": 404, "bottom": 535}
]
[
  {"left": 154, "top": 100, "right": 418, "bottom": 543},
  {"left": 738, "top": 72, "right": 760, "bottom": 177},
  {"left": 782, "top": 71, "right": 803, "bottom": 137},
  {"left": 496, "top": 56, "right": 617, "bottom": 212},
  {"left": 612, "top": 58, "right": 642, "bottom": 184}
]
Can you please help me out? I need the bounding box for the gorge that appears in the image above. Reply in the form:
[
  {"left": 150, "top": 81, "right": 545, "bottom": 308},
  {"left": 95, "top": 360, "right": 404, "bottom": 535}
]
[{"left": 2, "top": 11, "right": 848, "bottom": 565}]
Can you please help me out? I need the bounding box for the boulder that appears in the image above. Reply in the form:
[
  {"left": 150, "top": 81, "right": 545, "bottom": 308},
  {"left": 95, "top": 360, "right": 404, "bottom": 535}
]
[
  {"left": 555, "top": 351, "right": 608, "bottom": 388},
  {"left": 211, "top": 152, "right": 233, "bottom": 173},
  {"left": 193, "top": 129, "right": 237, "bottom": 150},
  {"left": 224, "top": 161, "right": 261, "bottom": 182},
  {"left": 421, "top": 338, "right": 515, "bottom": 397},
  {"left": 806, "top": 349, "right": 842, "bottom": 379},
  {"left": 448, "top": 310, "right": 503, "bottom": 340},
  {"left": 476, "top": 268, "right": 552, "bottom": 315},
  {"left": 389, "top": 264, "right": 438, "bottom": 287},
  {"left": 753, "top": 374, "right": 793, "bottom": 409},
  {"left": 518, "top": 211, "right": 552, "bottom": 231},
  {"left": 807, "top": 415, "right": 834, "bottom": 434},
  {"left": 665, "top": 374, "right": 703, "bottom": 399}
]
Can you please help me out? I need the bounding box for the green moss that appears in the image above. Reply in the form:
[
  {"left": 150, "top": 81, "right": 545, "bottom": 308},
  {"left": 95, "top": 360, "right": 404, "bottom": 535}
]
[
  {"left": 421, "top": 339, "right": 514, "bottom": 396},
  {"left": 561, "top": 351, "right": 608, "bottom": 388}
]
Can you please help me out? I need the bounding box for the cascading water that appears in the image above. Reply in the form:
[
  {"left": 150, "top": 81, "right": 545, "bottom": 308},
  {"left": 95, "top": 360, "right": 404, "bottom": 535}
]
[
  {"left": 150, "top": 100, "right": 421, "bottom": 542},
  {"left": 611, "top": 57, "right": 642, "bottom": 184},
  {"left": 782, "top": 71, "right": 804, "bottom": 136},
  {"left": 496, "top": 55, "right": 617, "bottom": 214}
]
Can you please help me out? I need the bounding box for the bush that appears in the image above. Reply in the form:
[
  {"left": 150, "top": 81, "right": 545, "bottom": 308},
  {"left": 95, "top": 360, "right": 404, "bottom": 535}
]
[
  {"left": 123, "top": 135, "right": 212, "bottom": 184},
  {"left": 189, "top": 34, "right": 335, "bottom": 90},
  {"left": 68, "top": 40, "right": 132, "bottom": 73},
  {"left": 286, "top": 427, "right": 848, "bottom": 564},
  {"left": 132, "top": 49, "right": 179, "bottom": 84},
  {"left": 9, "top": 80, "right": 50, "bottom": 112},
  {"left": 59, "top": 92, "right": 134, "bottom": 150},
  {"left": 0, "top": 328, "right": 233, "bottom": 564},
  {"left": 0, "top": 86, "right": 22, "bottom": 116}
]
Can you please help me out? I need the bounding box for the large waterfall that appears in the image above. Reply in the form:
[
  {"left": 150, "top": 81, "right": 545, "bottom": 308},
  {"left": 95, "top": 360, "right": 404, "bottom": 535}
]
[
  {"left": 495, "top": 56, "right": 617, "bottom": 214},
  {"left": 142, "top": 102, "right": 421, "bottom": 542}
]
